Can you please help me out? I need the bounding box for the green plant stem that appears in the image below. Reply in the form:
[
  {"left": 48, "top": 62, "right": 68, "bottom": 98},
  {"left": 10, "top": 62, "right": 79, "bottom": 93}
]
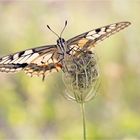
[{"left": 81, "top": 102, "right": 86, "bottom": 140}]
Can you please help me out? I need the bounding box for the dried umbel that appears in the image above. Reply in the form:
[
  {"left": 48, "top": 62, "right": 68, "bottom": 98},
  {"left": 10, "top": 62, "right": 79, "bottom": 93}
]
[{"left": 62, "top": 51, "right": 100, "bottom": 103}]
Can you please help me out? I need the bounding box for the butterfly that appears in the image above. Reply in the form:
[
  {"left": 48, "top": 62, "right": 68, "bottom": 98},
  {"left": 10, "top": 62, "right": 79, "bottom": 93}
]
[{"left": 0, "top": 21, "right": 131, "bottom": 80}]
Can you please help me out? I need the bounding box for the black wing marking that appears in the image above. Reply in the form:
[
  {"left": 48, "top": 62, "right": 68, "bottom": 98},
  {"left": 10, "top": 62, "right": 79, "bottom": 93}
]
[{"left": 67, "top": 21, "right": 131, "bottom": 50}]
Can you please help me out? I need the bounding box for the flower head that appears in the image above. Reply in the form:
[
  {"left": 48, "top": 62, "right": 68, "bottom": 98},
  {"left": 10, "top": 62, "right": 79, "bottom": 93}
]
[{"left": 62, "top": 51, "right": 100, "bottom": 103}]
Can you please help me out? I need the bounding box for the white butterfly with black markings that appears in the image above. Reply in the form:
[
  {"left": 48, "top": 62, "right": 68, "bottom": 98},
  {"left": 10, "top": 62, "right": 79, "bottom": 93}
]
[{"left": 0, "top": 21, "right": 131, "bottom": 80}]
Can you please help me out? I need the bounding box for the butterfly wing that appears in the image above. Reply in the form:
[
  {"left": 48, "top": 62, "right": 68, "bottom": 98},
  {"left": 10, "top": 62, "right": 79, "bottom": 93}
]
[
  {"left": 0, "top": 45, "right": 62, "bottom": 78},
  {"left": 67, "top": 21, "right": 131, "bottom": 53},
  {"left": 0, "top": 21, "right": 131, "bottom": 78}
]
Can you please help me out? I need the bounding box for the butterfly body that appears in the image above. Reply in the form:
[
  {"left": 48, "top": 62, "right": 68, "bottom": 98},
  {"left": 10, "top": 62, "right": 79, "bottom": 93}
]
[{"left": 0, "top": 21, "right": 131, "bottom": 80}]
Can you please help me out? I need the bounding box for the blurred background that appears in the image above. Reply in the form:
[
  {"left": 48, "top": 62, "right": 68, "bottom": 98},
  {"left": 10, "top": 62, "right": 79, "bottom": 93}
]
[{"left": 0, "top": 0, "right": 139, "bottom": 140}]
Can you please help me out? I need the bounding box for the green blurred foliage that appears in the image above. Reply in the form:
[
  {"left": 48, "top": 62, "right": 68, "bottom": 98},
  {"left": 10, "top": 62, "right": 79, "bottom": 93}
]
[{"left": 0, "top": 0, "right": 139, "bottom": 140}]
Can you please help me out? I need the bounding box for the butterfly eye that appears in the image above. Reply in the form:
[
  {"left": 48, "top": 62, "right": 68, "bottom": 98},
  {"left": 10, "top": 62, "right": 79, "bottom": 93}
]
[{"left": 61, "top": 38, "right": 65, "bottom": 43}]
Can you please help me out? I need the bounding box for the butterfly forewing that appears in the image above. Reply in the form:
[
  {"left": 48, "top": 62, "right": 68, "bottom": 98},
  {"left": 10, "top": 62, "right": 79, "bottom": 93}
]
[
  {"left": 0, "top": 45, "right": 62, "bottom": 78},
  {"left": 67, "top": 21, "right": 131, "bottom": 51}
]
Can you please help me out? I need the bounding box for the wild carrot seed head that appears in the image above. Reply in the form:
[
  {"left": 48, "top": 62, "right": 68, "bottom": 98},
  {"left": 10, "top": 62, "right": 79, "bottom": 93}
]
[{"left": 62, "top": 51, "right": 100, "bottom": 103}]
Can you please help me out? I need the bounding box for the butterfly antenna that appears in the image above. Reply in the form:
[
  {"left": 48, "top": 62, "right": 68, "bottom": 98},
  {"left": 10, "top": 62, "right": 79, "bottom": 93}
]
[
  {"left": 47, "top": 25, "right": 59, "bottom": 38},
  {"left": 60, "top": 20, "right": 67, "bottom": 37}
]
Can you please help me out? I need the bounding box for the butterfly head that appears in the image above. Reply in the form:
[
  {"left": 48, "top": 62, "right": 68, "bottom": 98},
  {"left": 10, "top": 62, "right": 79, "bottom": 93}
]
[
  {"left": 56, "top": 37, "right": 68, "bottom": 54},
  {"left": 57, "top": 38, "right": 66, "bottom": 46}
]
